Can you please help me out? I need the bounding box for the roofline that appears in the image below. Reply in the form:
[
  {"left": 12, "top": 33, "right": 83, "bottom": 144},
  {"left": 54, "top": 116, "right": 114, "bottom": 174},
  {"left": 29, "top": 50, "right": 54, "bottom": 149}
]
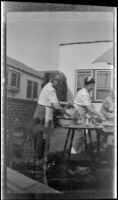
[
  {"left": 59, "top": 40, "right": 113, "bottom": 46},
  {"left": 7, "top": 64, "right": 43, "bottom": 80},
  {"left": 38, "top": 70, "right": 59, "bottom": 72},
  {"left": 7, "top": 56, "right": 43, "bottom": 80}
]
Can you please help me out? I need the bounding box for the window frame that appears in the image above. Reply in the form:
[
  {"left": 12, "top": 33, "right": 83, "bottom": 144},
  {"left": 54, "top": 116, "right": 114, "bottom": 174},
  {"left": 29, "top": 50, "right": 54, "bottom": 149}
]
[
  {"left": 26, "top": 79, "right": 38, "bottom": 100},
  {"left": 32, "top": 81, "right": 38, "bottom": 99},
  {"left": 75, "top": 69, "right": 113, "bottom": 103},
  {"left": 94, "top": 69, "right": 113, "bottom": 101},
  {"left": 75, "top": 69, "right": 93, "bottom": 94},
  {"left": 7, "top": 69, "right": 21, "bottom": 91},
  {"left": 27, "top": 80, "right": 32, "bottom": 99},
  {"left": 75, "top": 69, "right": 93, "bottom": 101}
]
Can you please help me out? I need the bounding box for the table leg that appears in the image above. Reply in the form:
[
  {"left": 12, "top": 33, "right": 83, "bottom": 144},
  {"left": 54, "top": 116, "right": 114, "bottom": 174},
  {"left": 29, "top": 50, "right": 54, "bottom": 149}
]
[
  {"left": 96, "top": 130, "right": 101, "bottom": 155},
  {"left": 84, "top": 129, "right": 87, "bottom": 152},
  {"left": 68, "top": 129, "right": 75, "bottom": 160},
  {"left": 63, "top": 128, "right": 71, "bottom": 157},
  {"left": 88, "top": 129, "right": 93, "bottom": 154}
]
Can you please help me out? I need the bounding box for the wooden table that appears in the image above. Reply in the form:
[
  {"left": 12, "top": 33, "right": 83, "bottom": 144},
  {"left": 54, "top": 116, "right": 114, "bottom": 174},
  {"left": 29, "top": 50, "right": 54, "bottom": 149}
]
[{"left": 61, "top": 124, "right": 105, "bottom": 160}]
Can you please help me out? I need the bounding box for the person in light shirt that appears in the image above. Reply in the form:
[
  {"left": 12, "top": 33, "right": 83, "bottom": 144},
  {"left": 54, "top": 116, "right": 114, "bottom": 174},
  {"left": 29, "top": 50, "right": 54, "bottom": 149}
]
[
  {"left": 100, "top": 90, "right": 114, "bottom": 122},
  {"left": 98, "top": 90, "right": 114, "bottom": 148},
  {"left": 74, "top": 76, "right": 105, "bottom": 123},
  {"left": 72, "top": 76, "right": 105, "bottom": 153},
  {"left": 32, "top": 72, "right": 70, "bottom": 160}
]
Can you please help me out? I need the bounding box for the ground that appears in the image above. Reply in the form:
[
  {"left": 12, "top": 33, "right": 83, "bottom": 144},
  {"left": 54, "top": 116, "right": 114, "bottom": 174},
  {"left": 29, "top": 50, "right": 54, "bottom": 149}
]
[{"left": 7, "top": 125, "right": 114, "bottom": 193}]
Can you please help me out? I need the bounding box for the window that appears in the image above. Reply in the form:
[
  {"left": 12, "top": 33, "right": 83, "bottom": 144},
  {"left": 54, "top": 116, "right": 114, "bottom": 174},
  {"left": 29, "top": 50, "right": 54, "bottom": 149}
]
[
  {"left": 95, "top": 70, "right": 112, "bottom": 101},
  {"left": 11, "top": 73, "right": 18, "bottom": 87},
  {"left": 76, "top": 70, "right": 92, "bottom": 92},
  {"left": 27, "top": 80, "right": 38, "bottom": 99},
  {"left": 33, "top": 82, "right": 38, "bottom": 99},
  {"left": 75, "top": 69, "right": 113, "bottom": 102},
  {"left": 7, "top": 70, "right": 20, "bottom": 90},
  {"left": 27, "top": 80, "right": 32, "bottom": 98},
  {"left": 75, "top": 70, "right": 94, "bottom": 101}
]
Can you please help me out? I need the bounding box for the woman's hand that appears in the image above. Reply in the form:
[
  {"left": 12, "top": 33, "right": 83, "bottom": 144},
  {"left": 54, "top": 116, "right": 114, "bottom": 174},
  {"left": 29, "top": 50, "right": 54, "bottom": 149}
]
[
  {"left": 99, "top": 114, "right": 106, "bottom": 122},
  {"left": 67, "top": 101, "right": 75, "bottom": 108}
]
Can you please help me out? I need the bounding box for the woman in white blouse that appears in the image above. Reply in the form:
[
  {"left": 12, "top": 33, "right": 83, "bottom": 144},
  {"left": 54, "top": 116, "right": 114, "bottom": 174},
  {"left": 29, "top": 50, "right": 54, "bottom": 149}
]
[
  {"left": 33, "top": 72, "right": 70, "bottom": 160},
  {"left": 74, "top": 76, "right": 105, "bottom": 123},
  {"left": 72, "top": 76, "right": 105, "bottom": 153}
]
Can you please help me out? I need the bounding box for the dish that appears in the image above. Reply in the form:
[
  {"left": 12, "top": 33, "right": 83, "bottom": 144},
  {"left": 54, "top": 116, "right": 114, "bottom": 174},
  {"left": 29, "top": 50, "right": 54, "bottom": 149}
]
[{"left": 57, "top": 117, "right": 75, "bottom": 126}]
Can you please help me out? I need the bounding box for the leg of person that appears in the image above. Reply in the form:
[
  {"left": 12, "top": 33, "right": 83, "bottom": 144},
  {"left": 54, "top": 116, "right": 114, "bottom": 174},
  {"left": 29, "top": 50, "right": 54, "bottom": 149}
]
[
  {"left": 101, "top": 131, "right": 109, "bottom": 149},
  {"left": 36, "top": 130, "right": 45, "bottom": 160},
  {"left": 107, "top": 133, "right": 114, "bottom": 146},
  {"left": 43, "top": 125, "right": 51, "bottom": 185},
  {"left": 72, "top": 129, "right": 84, "bottom": 154}
]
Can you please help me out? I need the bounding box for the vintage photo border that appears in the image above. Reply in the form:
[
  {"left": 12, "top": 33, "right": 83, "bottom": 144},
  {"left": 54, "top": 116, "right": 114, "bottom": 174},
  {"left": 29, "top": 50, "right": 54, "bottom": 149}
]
[{"left": 1, "top": 1, "right": 117, "bottom": 199}]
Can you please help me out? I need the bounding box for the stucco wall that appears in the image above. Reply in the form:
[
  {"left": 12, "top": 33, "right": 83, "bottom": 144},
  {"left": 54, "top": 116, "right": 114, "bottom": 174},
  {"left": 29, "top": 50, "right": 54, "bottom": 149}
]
[{"left": 59, "top": 42, "right": 113, "bottom": 110}]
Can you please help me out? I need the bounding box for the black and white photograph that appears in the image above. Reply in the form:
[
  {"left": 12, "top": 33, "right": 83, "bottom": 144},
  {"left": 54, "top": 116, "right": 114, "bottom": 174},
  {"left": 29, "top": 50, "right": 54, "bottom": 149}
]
[{"left": 1, "top": 2, "right": 117, "bottom": 200}]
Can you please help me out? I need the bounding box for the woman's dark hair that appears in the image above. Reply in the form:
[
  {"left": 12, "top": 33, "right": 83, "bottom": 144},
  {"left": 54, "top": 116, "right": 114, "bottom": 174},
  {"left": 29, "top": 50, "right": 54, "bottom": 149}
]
[
  {"left": 84, "top": 76, "right": 95, "bottom": 86},
  {"left": 41, "top": 73, "right": 51, "bottom": 88},
  {"left": 50, "top": 72, "right": 66, "bottom": 83}
]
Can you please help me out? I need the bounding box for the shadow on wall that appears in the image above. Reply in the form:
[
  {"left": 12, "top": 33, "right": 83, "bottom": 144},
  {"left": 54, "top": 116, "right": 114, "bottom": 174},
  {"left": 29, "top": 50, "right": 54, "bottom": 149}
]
[
  {"left": 67, "top": 87, "right": 74, "bottom": 102},
  {"left": 42, "top": 72, "right": 68, "bottom": 101}
]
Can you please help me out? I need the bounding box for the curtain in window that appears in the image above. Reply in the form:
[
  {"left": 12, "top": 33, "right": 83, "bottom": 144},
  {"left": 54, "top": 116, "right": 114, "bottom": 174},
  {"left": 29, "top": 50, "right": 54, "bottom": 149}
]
[
  {"left": 27, "top": 80, "right": 38, "bottom": 99},
  {"left": 27, "top": 80, "right": 32, "bottom": 98},
  {"left": 97, "top": 71, "right": 111, "bottom": 88},
  {"left": 96, "top": 71, "right": 112, "bottom": 100},
  {"left": 11, "top": 73, "right": 17, "bottom": 87},
  {"left": 77, "top": 71, "right": 92, "bottom": 91},
  {"left": 33, "top": 82, "right": 38, "bottom": 99}
]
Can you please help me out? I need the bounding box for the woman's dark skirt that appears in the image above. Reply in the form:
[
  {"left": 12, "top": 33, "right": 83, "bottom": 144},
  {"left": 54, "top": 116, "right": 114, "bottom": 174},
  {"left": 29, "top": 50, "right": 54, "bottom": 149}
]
[{"left": 32, "top": 104, "right": 46, "bottom": 160}]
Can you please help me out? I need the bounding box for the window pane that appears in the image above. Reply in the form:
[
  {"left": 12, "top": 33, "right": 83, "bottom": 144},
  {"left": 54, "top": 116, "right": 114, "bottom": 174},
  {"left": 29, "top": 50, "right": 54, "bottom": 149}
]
[
  {"left": 11, "top": 73, "right": 17, "bottom": 87},
  {"left": 77, "top": 71, "right": 91, "bottom": 90},
  {"left": 97, "top": 71, "right": 111, "bottom": 88},
  {"left": 27, "top": 80, "right": 32, "bottom": 98},
  {"left": 33, "top": 82, "right": 38, "bottom": 99},
  {"left": 17, "top": 74, "right": 20, "bottom": 88},
  {"left": 96, "top": 89, "right": 111, "bottom": 100}
]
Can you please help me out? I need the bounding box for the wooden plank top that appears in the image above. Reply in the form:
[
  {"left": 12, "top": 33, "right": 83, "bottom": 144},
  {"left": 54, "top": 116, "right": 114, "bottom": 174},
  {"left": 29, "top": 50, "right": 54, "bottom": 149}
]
[
  {"left": 61, "top": 121, "right": 114, "bottom": 132},
  {"left": 61, "top": 123, "right": 104, "bottom": 130},
  {"left": 7, "top": 167, "right": 61, "bottom": 194}
]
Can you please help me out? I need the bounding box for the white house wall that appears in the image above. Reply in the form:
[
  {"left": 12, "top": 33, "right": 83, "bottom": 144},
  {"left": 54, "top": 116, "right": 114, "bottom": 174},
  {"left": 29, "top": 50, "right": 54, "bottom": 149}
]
[
  {"left": 59, "top": 42, "right": 112, "bottom": 95},
  {"left": 7, "top": 72, "right": 43, "bottom": 100}
]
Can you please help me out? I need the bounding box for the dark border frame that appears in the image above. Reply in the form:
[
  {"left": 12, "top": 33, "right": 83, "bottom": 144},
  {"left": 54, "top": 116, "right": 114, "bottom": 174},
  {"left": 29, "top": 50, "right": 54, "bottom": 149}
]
[{"left": 2, "top": 2, "right": 116, "bottom": 200}]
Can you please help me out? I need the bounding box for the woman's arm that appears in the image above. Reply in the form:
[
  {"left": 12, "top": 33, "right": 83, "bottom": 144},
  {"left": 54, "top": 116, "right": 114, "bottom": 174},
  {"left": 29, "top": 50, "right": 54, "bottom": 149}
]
[
  {"left": 86, "top": 105, "right": 105, "bottom": 121},
  {"left": 52, "top": 102, "right": 72, "bottom": 117}
]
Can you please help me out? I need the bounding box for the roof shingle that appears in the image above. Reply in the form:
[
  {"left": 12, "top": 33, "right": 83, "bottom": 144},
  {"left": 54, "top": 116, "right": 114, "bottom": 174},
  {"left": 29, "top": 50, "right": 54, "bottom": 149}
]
[{"left": 7, "top": 56, "right": 43, "bottom": 79}]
